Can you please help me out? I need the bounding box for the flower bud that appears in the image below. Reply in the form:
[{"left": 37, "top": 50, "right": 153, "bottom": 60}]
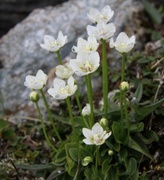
[
  {"left": 100, "top": 118, "right": 108, "bottom": 127},
  {"left": 120, "top": 81, "right": 129, "bottom": 91},
  {"left": 30, "top": 91, "right": 39, "bottom": 102},
  {"left": 82, "top": 104, "right": 91, "bottom": 116},
  {"left": 82, "top": 156, "right": 93, "bottom": 166},
  {"left": 108, "top": 150, "right": 114, "bottom": 156}
]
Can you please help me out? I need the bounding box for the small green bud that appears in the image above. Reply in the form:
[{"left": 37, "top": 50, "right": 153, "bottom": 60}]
[
  {"left": 120, "top": 81, "right": 129, "bottom": 91},
  {"left": 108, "top": 150, "right": 114, "bottom": 156},
  {"left": 82, "top": 156, "right": 92, "bottom": 166},
  {"left": 30, "top": 91, "right": 39, "bottom": 102},
  {"left": 100, "top": 118, "right": 108, "bottom": 127}
]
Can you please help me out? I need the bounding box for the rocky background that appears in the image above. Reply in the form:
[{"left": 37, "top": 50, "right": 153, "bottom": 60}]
[{"left": 0, "top": 0, "right": 144, "bottom": 122}]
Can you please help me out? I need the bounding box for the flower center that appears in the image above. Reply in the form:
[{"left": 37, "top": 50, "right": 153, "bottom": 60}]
[
  {"left": 85, "top": 45, "right": 94, "bottom": 51},
  {"left": 80, "top": 61, "right": 93, "bottom": 72},
  {"left": 60, "top": 87, "right": 67, "bottom": 95},
  {"left": 93, "top": 134, "right": 102, "bottom": 144},
  {"left": 120, "top": 42, "right": 127, "bottom": 49}
]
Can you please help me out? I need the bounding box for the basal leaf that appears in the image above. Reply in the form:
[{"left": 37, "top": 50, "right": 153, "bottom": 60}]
[
  {"left": 102, "top": 159, "right": 111, "bottom": 174},
  {"left": 125, "top": 158, "right": 137, "bottom": 176},
  {"left": 134, "top": 83, "right": 143, "bottom": 103},
  {"left": 16, "top": 164, "right": 54, "bottom": 171},
  {"left": 128, "top": 137, "right": 154, "bottom": 160},
  {"left": 129, "top": 122, "right": 144, "bottom": 133},
  {"left": 136, "top": 131, "right": 159, "bottom": 144},
  {"left": 54, "top": 148, "right": 66, "bottom": 163},
  {"left": 69, "top": 148, "right": 78, "bottom": 162},
  {"left": 136, "top": 98, "right": 164, "bottom": 121},
  {"left": 112, "top": 122, "right": 128, "bottom": 144}
]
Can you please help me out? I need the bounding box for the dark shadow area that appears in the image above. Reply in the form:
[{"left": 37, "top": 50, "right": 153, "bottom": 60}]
[{"left": 0, "top": 0, "right": 68, "bottom": 37}]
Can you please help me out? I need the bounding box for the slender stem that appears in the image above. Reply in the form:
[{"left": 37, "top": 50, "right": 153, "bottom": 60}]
[
  {"left": 66, "top": 97, "right": 76, "bottom": 134},
  {"left": 101, "top": 39, "right": 108, "bottom": 118},
  {"left": 95, "top": 146, "right": 99, "bottom": 179},
  {"left": 121, "top": 53, "right": 126, "bottom": 82},
  {"left": 75, "top": 90, "right": 89, "bottom": 128},
  {"left": 35, "top": 101, "right": 57, "bottom": 151},
  {"left": 40, "top": 89, "right": 62, "bottom": 142},
  {"left": 123, "top": 91, "right": 129, "bottom": 136},
  {"left": 56, "top": 50, "right": 62, "bottom": 64},
  {"left": 85, "top": 74, "right": 94, "bottom": 128},
  {"left": 120, "top": 90, "right": 124, "bottom": 123},
  {"left": 123, "top": 92, "right": 128, "bottom": 122},
  {"left": 75, "top": 90, "right": 82, "bottom": 114},
  {"left": 120, "top": 53, "right": 126, "bottom": 123}
]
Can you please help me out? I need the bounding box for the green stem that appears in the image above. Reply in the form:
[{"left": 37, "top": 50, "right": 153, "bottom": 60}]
[
  {"left": 56, "top": 50, "right": 62, "bottom": 64},
  {"left": 101, "top": 39, "right": 108, "bottom": 118},
  {"left": 121, "top": 53, "right": 126, "bottom": 82},
  {"left": 123, "top": 91, "right": 129, "bottom": 136},
  {"left": 120, "top": 53, "right": 126, "bottom": 123},
  {"left": 85, "top": 74, "right": 94, "bottom": 128},
  {"left": 35, "top": 102, "right": 56, "bottom": 151},
  {"left": 75, "top": 90, "right": 89, "bottom": 128},
  {"left": 95, "top": 146, "right": 99, "bottom": 179},
  {"left": 120, "top": 90, "right": 124, "bottom": 123},
  {"left": 66, "top": 97, "right": 76, "bottom": 134},
  {"left": 40, "top": 89, "right": 62, "bottom": 143},
  {"left": 75, "top": 90, "right": 82, "bottom": 114}
]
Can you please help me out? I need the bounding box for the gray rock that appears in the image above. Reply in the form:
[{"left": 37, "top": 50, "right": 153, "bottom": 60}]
[{"left": 0, "top": 0, "right": 143, "bottom": 121}]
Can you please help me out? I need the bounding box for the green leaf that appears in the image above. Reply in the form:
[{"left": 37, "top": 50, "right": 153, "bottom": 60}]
[
  {"left": 112, "top": 122, "right": 128, "bottom": 144},
  {"left": 0, "top": 119, "right": 9, "bottom": 132},
  {"left": 129, "top": 122, "right": 144, "bottom": 133},
  {"left": 134, "top": 83, "right": 143, "bottom": 102},
  {"left": 65, "top": 156, "right": 76, "bottom": 177},
  {"left": 131, "top": 171, "right": 139, "bottom": 180},
  {"left": 69, "top": 148, "right": 78, "bottom": 162},
  {"left": 73, "top": 116, "right": 86, "bottom": 127},
  {"left": 106, "top": 139, "right": 120, "bottom": 152},
  {"left": 53, "top": 148, "right": 66, "bottom": 164},
  {"left": 136, "top": 98, "right": 164, "bottom": 121},
  {"left": 136, "top": 131, "right": 159, "bottom": 144},
  {"left": 128, "top": 137, "right": 154, "bottom": 160},
  {"left": 108, "top": 166, "right": 119, "bottom": 180},
  {"left": 46, "top": 168, "right": 64, "bottom": 180},
  {"left": 16, "top": 164, "right": 54, "bottom": 171},
  {"left": 138, "top": 56, "right": 156, "bottom": 64},
  {"left": 79, "top": 146, "right": 93, "bottom": 160},
  {"left": 84, "top": 168, "right": 92, "bottom": 180},
  {"left": 125, "top": 158, "right": 137, "bottom": 176},
  {"left": 53, "top": 114, "right": 70, "bottom": 125},
  {"left": 142, "top": 0, "right": 162, "bottom": 24},
  {"left": 119, "top": 148, "right": 128, "bottom": 162},
  {"left": 102, "top": 159, "right": 112, "bottom": 174}
]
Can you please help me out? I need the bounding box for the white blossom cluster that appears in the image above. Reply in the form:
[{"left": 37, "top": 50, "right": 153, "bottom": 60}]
[{"left": 24, "top": 5, "right": 136, "bottom": 146}]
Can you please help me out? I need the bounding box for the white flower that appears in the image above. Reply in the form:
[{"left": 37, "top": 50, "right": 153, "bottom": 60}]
[
  {"left": 69, "top": 52, "right": 100, "bottom": 76},
  {"left": 24, "top": 70, "right": 48, "bottom": 90},
  {"left": 55, "top": 64, "right": 74, "bottom": 79},
  {"left": 47, "top": 76, "right": 77, "bottom": 100},
  {"left": 40, "top": 31, "right": 68, "bottom": 52},
  {"left": 82, "top": 103, "right": 91, "bottom": 116},
  {"left": 110, "top": 32, "right": 135, "bottom": 53},
  {"left": 82, "top": 122, "right": 111, "bottom": 145},
  {"left": 87, "top": 22, "right": 116, "bottom": 40},
  {"left": 72, "top": 36, "right": 99, "bottom": 53},
  {"left": 87, "top": 5, "right": 114, "bottom": 24}
]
